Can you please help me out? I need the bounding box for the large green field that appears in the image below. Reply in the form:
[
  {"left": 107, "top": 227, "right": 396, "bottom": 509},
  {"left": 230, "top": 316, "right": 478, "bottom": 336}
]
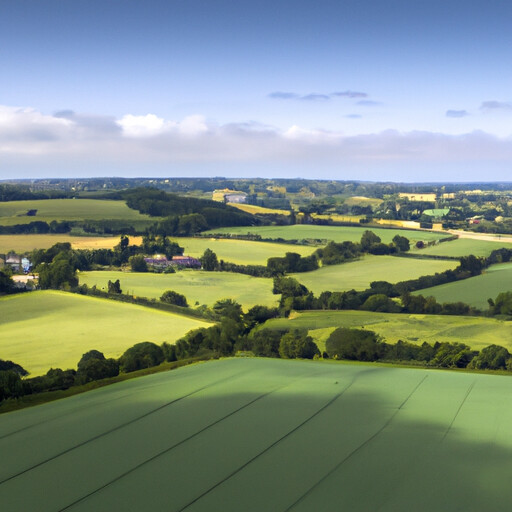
[
  {"left": 418, "top": 238, "right": 512, "bottom": 258},
  {"left": 79, "top": 270, "right": 277, "bottom": 309},
  {"left": 262, "top": 310, "right": 512, "bottom": 352},
  {"left": 0, "top": 291, "right": 210, "bottom": 376},
  {"left": 205, "top": 224, "right": 447, "bottom": 244},
  {"left": 290, "top": 255, "right": 457, "bottom": 293},
  {"left": 177, "top": 237, "right": 316, "bottom": 265},
  {"left": 2, "top": 358, "right": 512, "bottom": 511},
  {"left": 0, "top": 199, "right": 157, "bottom": 225},
  {"left": 413, "top": 262, "right": 512, "bottom": 310}
]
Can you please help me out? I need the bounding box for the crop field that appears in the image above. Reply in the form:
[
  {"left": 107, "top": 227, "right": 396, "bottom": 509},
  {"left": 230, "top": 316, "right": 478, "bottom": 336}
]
[
  {"left": 290, "top": 255, "right": 457, "bottom": 293},
  {"left": 227, "top": 203, "right": 290, "bottom": 216},
  {"left": 413, "top": 262, "right": 512, "bottom": 310},
  {"left": 0, "top": 199, "right": 157, "bottom": 225},
  {"left": 2, "top": 358, "right": 512, "bottom": 511},
  {"left": 0, "top": 291, "right": 210, "bottom": 376},
  {"left": 0, "top": 234, "right": 144, "bottom": 253},
  {"left": 418, "top": 238, "right": 512, "bottom": 258},
  {"left": 205, "top": 224, "right": 447, "bottom": 244},
  {"left": 343, "top": 195, "right": 384, "bottom": 208},
  {"left": 262, "top": 310, "right": 512, "bottom": 352},
  {"left": 79, "top": 270, "right": 277, "bottom": 309},
  {"left": 178, "top": 237, "right": 316, "bottom": 265}
]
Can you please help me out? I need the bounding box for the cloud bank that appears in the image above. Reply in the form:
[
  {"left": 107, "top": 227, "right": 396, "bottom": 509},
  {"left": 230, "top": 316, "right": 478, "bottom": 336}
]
[{"left": 1, "top": 105, "right": 512, "bottom": 180}]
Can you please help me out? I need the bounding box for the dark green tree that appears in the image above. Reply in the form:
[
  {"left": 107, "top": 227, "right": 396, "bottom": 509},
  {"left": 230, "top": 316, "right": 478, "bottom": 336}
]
[
  {"left": 360, "top": 230, "right": 381, "bottom": 251},
  {"left": 200, "top": 248, "right": 219, "bottom": 271},
  {"left": 392, "top": 234, "right": 410, "bottom": 252},
  {"left": 129, "top": 254, "right": 148, "bottom": 272},
  {"left": 107, "top": 279, "right": 122, "bottom": 294},
  {"left": 325, "top": 327, "right": 384, "bottom": 361},
  {"left": 120, "top": 342, "right": 165, "bottom": 373},
  {"left": 160, "top": 290, "right": 188, "bottom": 307}
]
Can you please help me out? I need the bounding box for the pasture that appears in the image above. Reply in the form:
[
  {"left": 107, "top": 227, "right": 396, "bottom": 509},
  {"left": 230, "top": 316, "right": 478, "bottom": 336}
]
[
  {"left": 262, "top": 310, "right": 512, "bottom": 352},
  {"left": 0, "top": 199, "right": 157, "bottom": 225},
  {"left": 413, "top": 262, "right": 512, "bottom": 310},
  {"left": 0, "top": 291, "right": 210, "bottom": 376},
  {"left": 290, "top": 255, "right": 457, "bottom": 293},
  {"left": 418, "top": 238, "right": 512, "bottom": 258},
  {"left": 2, "top": 358, "right": 512, "bottom": 511},
  {"left": 178, "top": 237, "right": 316, "bottom": 265},
  {"left": 79, "top": 270, "right": 277, "bottom": 309},
  {"left": 0, "top": 234, "right": 142, "bottom": 253},
  {"left": 205, "top": 224, "right": 448, "bottom": 244}
]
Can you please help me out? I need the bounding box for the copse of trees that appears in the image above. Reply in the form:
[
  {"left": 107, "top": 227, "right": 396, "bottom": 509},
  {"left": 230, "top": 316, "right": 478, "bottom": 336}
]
[{"left": 160, "top": 290, "right": 188, "bottom": 307}]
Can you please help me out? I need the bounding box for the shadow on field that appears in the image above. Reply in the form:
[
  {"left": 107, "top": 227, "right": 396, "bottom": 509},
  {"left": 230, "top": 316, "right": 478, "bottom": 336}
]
[{"left": 1, "top": 362, "right": 511, "bottom": 512}]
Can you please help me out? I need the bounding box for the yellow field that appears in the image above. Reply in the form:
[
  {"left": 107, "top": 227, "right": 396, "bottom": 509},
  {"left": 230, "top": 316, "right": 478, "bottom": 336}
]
[
  {"left": 0, "top": 234, "right": 143, "bottom": 253},
  {"left": 228, "top": 203, "right": 290, "bottom": 215}
]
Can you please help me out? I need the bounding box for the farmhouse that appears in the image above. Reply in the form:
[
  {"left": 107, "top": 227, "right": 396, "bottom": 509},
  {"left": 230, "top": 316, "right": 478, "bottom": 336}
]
[
  {"left": 143, "top": 255, "right": 172, "bottom": 269},
  {"left": 5, "top": 253, "right": 22, "bottom": 272},
  {"left": 212, "top": 188, "right": 247, "bottom": 203},
  {"left": 171, "top": 255, "right": 202, "bottom": 268}
]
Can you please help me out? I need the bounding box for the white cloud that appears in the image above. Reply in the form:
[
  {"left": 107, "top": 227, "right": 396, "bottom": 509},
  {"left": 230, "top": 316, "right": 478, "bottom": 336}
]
[
  {"left": 117, "top": 113, "right": 172, "bottom": 137},
  {"left": 1, "top": 104, "right": 512, "bottom": 180}
]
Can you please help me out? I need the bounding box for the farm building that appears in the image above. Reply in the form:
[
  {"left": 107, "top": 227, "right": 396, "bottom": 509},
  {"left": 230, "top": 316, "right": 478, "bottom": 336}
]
[
  {"left": 171, "top": 255, "right": 202, "bottom": 268},
  {"left": 212, "top": 188, "right": 247, "bottom": 203},
  {"left": 5, "top": 253, "right": 22, "bottom": 272},
  {"left": 144, "top": 255, "right": 172, "bottom": 269}
]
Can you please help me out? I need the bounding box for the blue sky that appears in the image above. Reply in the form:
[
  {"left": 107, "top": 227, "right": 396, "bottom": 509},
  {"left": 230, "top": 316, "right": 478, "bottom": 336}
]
[{"left": 1, "top": 0, "right": 512, "bottom": 181}]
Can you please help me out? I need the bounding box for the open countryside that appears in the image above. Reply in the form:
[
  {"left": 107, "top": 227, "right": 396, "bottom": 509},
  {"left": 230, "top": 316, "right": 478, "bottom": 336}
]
[
  {"left": 0, "top": 199, "right": 158, "bottom": 225},
  {"left": 262, "top": 310, "right": 512, "bottom": 352},
  {"left": 0, "top": 234, "right": 143, "bottom": 253},
  {"left": 205, "top": 224, "right": 448, "bottom": 244},
  {"left": 0, "top": 291, "right": 210, "bottom": 376},
  {"left": 413, "top": 262, "right": 512, "bottom": 310},
  {"left": 417, "top": 238, "right": 512, "bottom": 258},
  {"left": 291, "top": 255, "right": 458, "bottom": 293},
  {"left": 79, "top": 270, "right": 277, "bottom": 309},
  {"left": 3, "top": 358, "right": 512, "bottom": 512},
  {"left": 177, "top": 237, "right": 316, "bottom": 265}
]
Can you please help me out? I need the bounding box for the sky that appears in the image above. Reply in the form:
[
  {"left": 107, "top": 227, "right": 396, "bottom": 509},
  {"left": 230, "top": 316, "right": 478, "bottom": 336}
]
[{"left": 1, "top": 0, "right": 512, "bottom": 182}]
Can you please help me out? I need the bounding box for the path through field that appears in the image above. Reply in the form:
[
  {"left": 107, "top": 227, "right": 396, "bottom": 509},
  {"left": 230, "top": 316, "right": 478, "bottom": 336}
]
[{"left": 1, "top": 358, "right": 511, "bottom": 511}]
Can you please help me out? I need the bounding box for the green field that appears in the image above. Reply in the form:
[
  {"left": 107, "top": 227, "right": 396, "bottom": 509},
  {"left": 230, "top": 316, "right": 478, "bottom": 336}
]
[
  {"left": 263, "top": 310, "right": 512, "bottom": 352},
  {"left": 2, "top": 358, "right": 512, "bottom": 511},
  {"left": 79, "top": 270, "right": 277, "bottom": 309},
  {"left": 0, "top": 199, "right": 157, "bottom": 225},
  {"left": 413, "top": 262, "right": 512, "bottom": 310},
  {"left": 178, "top": 237, "right": 316, "bottom": 265},
  {"left": 290, "top": 255, "right": 457, "bottom": 293},
  {"left": 0, "top": 291, "right": 210, "bottom": 376},
  {"left": 205, "top": 224, "right": 447, "bottom": 244},
  {"left": 418, "top": 238, "right": 512, "bottom": 257}
]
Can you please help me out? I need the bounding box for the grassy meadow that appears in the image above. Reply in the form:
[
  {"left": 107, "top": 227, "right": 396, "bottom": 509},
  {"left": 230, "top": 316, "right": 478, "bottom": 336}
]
[
  {"left": 418, "top": 238, "right": 512, "bottom": 258},
  {"left": 79, "top": 270, "right": 277, "bottom": 309},
  {"left": 0, "top": 291, "right": 211, "bottom": 376},
  {"left": 0, "top": 199, "right": 157, "bottom": 225},
  {"left": 178, "top": 237, "right": 316, "bottom": 265},
  {"left": 262, "top": 310, "right": 512, "bottom": 352},
  {"left": 290, "top": 255, "right": 458, "bottom": 293},
  {"left": 2, "top": 358, "right": 512, "bottom": 511},
  {"left": 205, "top": 224, "right": 448, "bottom": 244},
  {"left": 413, "top": 262, "right": 512, "bottom": 309}
]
